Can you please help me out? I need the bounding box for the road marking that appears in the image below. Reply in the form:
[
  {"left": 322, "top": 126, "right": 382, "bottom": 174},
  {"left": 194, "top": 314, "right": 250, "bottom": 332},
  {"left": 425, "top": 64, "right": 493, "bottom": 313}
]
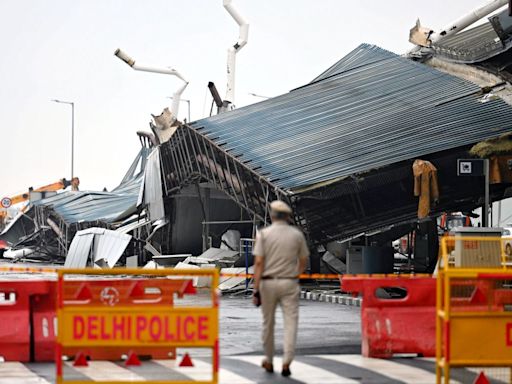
[
  {"left": 320, "top": 355, "right": 458, "bottom": 384},
  {"left": 233, "top": 355, "right": 358, "bottom": 383},
  {"left": 155, "top": 358, "right": 256, "bottom": 384},
  {"left": 0, "top": 362, "right": 51, "bottom": 384},
  {"left": 65, "top": 361, "right": 145, "bottom": 381}
]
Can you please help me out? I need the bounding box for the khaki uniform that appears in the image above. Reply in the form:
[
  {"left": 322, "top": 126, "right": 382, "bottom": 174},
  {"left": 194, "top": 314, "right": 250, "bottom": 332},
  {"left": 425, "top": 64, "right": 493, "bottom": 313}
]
[{"left": 253, "top": 221, "right": 310, "bottom": 365}]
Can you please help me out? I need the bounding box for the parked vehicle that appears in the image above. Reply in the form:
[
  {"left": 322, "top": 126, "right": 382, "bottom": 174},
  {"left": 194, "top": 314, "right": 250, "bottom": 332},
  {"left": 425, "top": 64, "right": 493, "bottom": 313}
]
[{"left": 394, "top": 212, "right": 473, "bottom": 257}]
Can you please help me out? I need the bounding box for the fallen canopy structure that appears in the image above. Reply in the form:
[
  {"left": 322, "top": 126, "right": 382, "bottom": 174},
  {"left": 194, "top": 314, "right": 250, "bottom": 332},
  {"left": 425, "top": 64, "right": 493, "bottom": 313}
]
[
  {"left": 160, "top": 44, "right": 512, "bottom": 256},
  {"left": 428, "top": 7, "right": 512, "bottom": 81},
  {"left": 0, "top": 146, "right": 152, "bottom": 259}
]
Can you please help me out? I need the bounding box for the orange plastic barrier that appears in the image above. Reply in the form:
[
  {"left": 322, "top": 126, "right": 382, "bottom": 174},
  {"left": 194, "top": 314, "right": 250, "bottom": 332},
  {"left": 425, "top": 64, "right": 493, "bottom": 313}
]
[
  {"left": 0, "top": 279, "right": 54, "bottom": 362},
  {"left": 59, "top": 277, "right": 196, "bottom": 362},
  {"left": 342, "top": 275, "right": 436, "bottom": 358},
  {"left": 56, "top": 268, "right": 219, "bottom": 384},
  {"left": 31, "top": 280, "right": 58, "bottom": 361}
]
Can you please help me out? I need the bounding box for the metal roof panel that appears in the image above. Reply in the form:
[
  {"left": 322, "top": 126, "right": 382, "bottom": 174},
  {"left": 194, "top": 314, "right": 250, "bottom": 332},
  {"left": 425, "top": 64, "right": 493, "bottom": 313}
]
[{"left": 191, "top": 44, "right": 512, "bottom": 191}]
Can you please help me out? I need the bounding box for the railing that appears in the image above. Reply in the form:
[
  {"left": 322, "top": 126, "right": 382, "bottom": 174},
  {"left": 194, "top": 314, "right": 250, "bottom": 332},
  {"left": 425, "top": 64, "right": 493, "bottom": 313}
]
[{"left": 437, "top": 235, "right": 512, "bottom": 384}]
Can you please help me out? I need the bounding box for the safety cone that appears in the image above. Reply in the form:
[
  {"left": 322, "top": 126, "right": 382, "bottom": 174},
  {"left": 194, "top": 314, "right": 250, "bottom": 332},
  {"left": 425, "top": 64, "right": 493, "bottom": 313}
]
[
  {"left": 125, "top": 351, "right": 141, "bottom": 366},
  {"left": 179, "top": 353, "right": 194, "bottom": 367},
  {"left": 73, "top": 352, "right": 89, "bottom": 367},
  {"left": 474, "top": 371, "right": 490, "bottom": 384}
]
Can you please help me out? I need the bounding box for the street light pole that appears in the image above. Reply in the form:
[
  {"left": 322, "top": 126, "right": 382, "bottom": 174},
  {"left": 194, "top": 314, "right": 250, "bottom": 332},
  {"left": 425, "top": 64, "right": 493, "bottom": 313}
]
[
  {"left": 51, "top": 99, "right": 75, "bottom": 179},
  {"left": 114, "top": 49, "right": 188, "bottom": 123}
]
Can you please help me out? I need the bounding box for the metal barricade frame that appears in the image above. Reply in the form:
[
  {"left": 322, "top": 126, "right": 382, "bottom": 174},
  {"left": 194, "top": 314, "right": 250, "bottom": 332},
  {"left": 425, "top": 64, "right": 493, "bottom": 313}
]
[{"left": 437, "top": 235, "right": 512, "bottom": 384}]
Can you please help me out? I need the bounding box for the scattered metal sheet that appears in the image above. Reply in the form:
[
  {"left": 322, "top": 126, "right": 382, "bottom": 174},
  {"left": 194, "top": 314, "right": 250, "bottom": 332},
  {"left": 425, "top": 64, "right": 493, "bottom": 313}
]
[
  {"left": 218, "top": 266, "right": 254, "bottom": 292},
  {"left": 138, "top": 147, "right": 165, "bottom": 221},
  {"left": 65, "top": 230, "right": 95, "bottom": 268},
  {"left": 65, "top": 228, "right": 131, "bottom": 268},
  {"left": 116, "top": 217, "right": 151, "bottom": 234},
  {"left": 322, "top": 251, "right": 346, "bottom": 274},
  {"left": 198, "top": 247, "right": 239, "bottom": 261},
  {"left": 152, "top": 254, "right": 190, "bottom": 266}
]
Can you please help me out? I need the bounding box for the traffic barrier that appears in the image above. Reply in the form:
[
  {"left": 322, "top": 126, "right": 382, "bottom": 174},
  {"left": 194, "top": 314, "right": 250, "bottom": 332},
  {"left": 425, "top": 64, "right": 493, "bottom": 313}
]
[
  {"left": 59, "top": 276, "right": 197, "bottom": 361},
  {"left": 220, "top": 272, "right": 341, "bottom": 279},
  {"left": 56, "top": 268, "right": 219, "bottom": 384},
  {"left": 437, "top": 236, "right": 512, "bottom": 384},
  {"left": 342, "top": 274, "right": 435, "bottom": 358},
  {"left": 31, "top": 279, "right": 58, "bottom": 361},
  {"left": 0, "top": 264, "right": 340, "bottom": 365},
  {"left": 0, "top": 279, "right": 54, "bottom": 362},
  {"left": 0, "top": 265, "right": 60, "bottom": 361}
]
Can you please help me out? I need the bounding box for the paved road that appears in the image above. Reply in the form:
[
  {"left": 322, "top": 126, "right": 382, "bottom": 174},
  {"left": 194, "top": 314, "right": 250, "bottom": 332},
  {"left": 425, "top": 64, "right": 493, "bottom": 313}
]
[
  {"left": 0, "top": 296, "right": 503, "bottom": 383},
  {"left": 220, "top": 294, "right": 361, "bottom": 356},
  {"left": 1, "top": 354, "right": 499, "bottom": 383}
]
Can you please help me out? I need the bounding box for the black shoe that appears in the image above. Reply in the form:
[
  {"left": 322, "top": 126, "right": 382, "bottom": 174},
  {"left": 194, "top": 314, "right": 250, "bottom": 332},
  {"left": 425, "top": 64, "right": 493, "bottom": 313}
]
[
  {"left": 282, "top": 367, "right": 291, "bottom": 377},
  {"left": 262, "top": 360, "right": 274, "bottom": 373}
]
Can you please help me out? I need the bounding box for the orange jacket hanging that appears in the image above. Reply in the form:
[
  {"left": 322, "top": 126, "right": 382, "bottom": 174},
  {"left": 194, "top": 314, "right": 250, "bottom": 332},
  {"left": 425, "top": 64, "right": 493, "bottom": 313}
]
[{"left": 413, "top": 159, "right": 439, "bottom": 219}]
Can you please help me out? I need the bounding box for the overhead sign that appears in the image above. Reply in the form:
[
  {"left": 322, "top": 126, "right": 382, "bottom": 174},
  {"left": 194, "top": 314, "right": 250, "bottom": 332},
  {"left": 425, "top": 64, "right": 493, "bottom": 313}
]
[
  {"left": 60, "top": 307, "right": 217, "bottom": 347},
  {"left": 0, "top": 197, "right": 11, "bottom": 209},
  {"left": 457, "top": 159, "right": 485, "bottom": 176}
]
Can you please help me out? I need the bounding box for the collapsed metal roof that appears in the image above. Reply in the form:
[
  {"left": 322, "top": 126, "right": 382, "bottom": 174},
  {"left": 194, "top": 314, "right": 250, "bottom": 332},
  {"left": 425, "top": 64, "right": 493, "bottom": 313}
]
[
  {"left": 190, "top": 44, "right": 512, "bottom": 192},
  {"left": 32, "top": 146, "right": 149, "bottom": 224},
  {"left": 310, "top": 44, "right": 396, "bottom": 83},
  {"left": 431, "top": 8, "right": 512, "bottom": 64},
  {"left": 0, "top": 146, "right": 151, "bottom": 259},
  {"left": 161, "top": 43, "right": 512, "bottom": 248}
]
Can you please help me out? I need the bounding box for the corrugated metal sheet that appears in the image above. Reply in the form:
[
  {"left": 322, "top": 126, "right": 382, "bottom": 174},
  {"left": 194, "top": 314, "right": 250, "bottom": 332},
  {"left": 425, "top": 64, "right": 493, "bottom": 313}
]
[
  {"left": 191, "top": 43, "right": 512, "bottom": 191},
  {"left": 310, "top": 44, "right": 397, "bottom": 83},
  {"left": 65, "top": 230, "right": 95, "bottom": 267},
  {"left": 138, "top": 147, "right": 164, "bottom": 221},
  {"left": 33, "top": 147, "right": 150, "bottom": 224},
  {"left": 65, "top": 228, "right": 131, "bottom": 268},
  {"left": 431, "top": 9, "right": 512, "bottom": 63},
  {"left": 432, "top": 22, "right": 506, "bottom": 63}
]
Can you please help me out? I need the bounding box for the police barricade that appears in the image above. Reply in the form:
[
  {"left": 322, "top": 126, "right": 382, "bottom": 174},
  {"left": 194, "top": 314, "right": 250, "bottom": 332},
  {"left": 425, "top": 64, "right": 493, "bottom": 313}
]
[
  {"left": 342, "top": 274, "right": 435, "bottom": 358},
  {"left": 437, "top": 236, "right": 512, "bottom": 384},
  {"left": 0, "top": 266, "right": 58, "bottom": 362},
  {"left": 56, "top": 268, "right": 219, "bottom": 384}
]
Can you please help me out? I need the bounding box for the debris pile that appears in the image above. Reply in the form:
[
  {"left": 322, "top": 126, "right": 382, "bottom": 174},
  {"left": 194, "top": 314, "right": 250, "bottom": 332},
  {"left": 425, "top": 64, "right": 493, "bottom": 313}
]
[{"left": 0, "top": 144, "right": 169, "bottom": 266}]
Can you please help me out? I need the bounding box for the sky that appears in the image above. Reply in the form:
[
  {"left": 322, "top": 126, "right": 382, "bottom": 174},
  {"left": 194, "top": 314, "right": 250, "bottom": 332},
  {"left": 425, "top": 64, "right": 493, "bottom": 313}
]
[{"left": 0, "top": 0, "right": 496, "bottom": 197}]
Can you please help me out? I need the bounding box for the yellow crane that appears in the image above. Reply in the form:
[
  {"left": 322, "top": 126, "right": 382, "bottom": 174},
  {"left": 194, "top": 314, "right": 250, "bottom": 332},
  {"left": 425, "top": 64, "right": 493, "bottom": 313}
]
[{"left": 0, "top": 177, "right": 79, "bottom": 229}]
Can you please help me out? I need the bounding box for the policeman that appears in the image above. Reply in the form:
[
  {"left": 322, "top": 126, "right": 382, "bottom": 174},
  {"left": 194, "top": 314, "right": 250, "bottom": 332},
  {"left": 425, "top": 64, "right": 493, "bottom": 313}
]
[{"left": 252, "top": 200, "right": 310, "bottom": 377}]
